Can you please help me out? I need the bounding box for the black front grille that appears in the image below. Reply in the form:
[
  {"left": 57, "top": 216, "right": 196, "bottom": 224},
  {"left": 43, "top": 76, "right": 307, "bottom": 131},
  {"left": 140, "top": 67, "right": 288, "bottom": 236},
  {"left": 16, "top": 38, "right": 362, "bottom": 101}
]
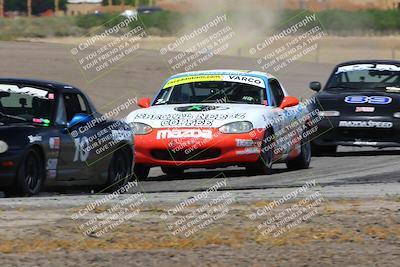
[
  {"left": 151, "top": 149, "right": 221, "bottom": 161},
  {"left": 325, "top": 128, "right": 394, "bottom": 142}
]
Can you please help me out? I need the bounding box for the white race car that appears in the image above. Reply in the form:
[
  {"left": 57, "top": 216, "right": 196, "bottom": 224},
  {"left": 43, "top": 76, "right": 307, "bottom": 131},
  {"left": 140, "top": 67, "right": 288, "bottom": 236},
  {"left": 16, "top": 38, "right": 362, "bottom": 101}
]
[{"left": 126, "top": 70, "right": 312, "bottom": 179}]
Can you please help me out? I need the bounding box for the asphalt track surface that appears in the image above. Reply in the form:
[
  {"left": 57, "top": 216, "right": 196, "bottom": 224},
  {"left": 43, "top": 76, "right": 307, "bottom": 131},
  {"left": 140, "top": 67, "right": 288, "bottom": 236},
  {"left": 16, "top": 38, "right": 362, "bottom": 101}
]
[
  {"left": 142, "top": 147, "right": 400, "bottom": 192},
  {"left": 0, "top": 41, "right": 399, "bottom": 198}
]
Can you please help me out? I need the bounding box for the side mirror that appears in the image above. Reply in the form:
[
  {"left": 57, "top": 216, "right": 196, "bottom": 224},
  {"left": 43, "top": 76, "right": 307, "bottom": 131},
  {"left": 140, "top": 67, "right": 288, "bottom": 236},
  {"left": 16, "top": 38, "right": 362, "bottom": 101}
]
[
  {"left": 279, "top": 96, "right": 299, "bottom": 109},
  {"left": 137, "top": 98, "right": 151, "bottom": 108},
  {"left": 68, "top": 113, "right": 92, "bottom": 129},
  {"left": 309, "top": 81, "right": 321, "bottom": 92}
]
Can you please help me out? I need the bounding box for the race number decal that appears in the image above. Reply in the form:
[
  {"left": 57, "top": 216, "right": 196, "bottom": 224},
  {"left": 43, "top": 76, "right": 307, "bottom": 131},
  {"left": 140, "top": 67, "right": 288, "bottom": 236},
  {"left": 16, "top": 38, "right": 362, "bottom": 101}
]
[
  {"left": 73, "top": 136, "right": 90, "bottom": 162},
  {"left": 344, "top": 96, "right": 392, "bottom": 104}
]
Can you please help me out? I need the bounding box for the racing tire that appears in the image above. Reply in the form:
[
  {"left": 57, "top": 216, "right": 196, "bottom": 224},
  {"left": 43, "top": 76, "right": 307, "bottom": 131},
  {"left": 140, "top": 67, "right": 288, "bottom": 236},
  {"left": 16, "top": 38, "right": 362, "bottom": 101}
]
[
  {"left": 15, "top": 148, "right": 44, "bottom": 196},
  {"left": 311, "top": 143, "right": 337, "bottom": 156},
  {"left": 246, "top": 129, "right": 273, "bottom": 175},
  {"left": 161, "top": 166, "right": 184, "bottom": 176},
  {"left": 133, "top": 164, "right": 150, "bottom": 180},
  {"left": 106, "top": 148, "right": 132, "bottom": 192},
  {"left": 286, "top": 132, "right": 312, "bottom": 170}
]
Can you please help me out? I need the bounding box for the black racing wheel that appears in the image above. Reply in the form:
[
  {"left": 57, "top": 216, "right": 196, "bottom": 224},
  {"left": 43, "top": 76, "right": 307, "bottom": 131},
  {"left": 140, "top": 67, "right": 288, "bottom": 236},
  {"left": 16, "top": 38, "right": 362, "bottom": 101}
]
[
  {"left": 15, "top": 148, "right": 44, "bottom": 196},
  {"left": 106, "top": 147, "right": 132, "bottom": 192},
  {"left": 246, "top": 129, "right": 273, "bottom": 175},
  {"left": 286, "top": 130, "right": 312, "bottom": 170}
]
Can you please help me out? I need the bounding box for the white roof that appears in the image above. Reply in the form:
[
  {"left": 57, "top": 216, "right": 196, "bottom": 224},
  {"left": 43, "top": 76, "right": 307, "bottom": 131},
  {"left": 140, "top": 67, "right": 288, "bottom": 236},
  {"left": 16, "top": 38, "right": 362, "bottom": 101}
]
[{"left": 170, "top": 69, "right": 273, "bottom": 79}]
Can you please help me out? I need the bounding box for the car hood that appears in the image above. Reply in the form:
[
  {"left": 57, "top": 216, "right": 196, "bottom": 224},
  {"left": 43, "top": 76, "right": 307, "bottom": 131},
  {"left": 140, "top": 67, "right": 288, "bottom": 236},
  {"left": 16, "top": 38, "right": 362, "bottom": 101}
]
[
  {"left": 126, "top": 103, "right": 275, "bottom": 128},
  {"left": 316, "top": 89, "right": 399, "bottom": 116}
]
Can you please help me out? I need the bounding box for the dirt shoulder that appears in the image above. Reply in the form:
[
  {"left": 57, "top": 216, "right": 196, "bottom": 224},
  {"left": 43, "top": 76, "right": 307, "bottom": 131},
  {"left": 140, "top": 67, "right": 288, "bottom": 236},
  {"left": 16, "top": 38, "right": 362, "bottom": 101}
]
[
  {"left": 0, "top": 197, "right": 398, "bottom": 267},
  {"left": 20, "top": 35, "right": 400, "bottom": 64}
]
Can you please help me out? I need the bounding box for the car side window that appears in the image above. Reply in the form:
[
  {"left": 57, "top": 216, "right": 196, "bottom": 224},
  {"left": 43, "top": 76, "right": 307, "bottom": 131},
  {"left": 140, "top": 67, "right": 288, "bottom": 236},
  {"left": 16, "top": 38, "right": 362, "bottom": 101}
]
[
  {"left": 55, "top": 95, "right": 67, "bottom": 125},
  {"left": 269, "top": 80, "right": 285, "bottom": 107},
  {"left": 63, "top": 93, "right": 90, "bottom": 122}
]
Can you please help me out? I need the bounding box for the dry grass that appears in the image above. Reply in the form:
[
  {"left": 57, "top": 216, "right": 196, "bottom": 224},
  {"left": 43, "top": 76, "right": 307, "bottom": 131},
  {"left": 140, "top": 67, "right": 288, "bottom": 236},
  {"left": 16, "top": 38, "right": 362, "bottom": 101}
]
[{"left": 0, "top": 199, "right": 398, "bottom": 254}]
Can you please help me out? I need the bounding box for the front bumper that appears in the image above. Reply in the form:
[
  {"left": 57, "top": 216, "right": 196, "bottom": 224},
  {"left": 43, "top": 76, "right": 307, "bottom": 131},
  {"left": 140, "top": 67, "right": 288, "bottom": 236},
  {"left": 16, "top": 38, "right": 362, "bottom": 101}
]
[
  {"left": 0, "top": 150, "right": 22, "bottom": 187},
  {"left": 313, "top": 116, "right": 400, "bottom": 147},
  {"left": 135, "top": 128, "right": 265, "bottom": 167}
]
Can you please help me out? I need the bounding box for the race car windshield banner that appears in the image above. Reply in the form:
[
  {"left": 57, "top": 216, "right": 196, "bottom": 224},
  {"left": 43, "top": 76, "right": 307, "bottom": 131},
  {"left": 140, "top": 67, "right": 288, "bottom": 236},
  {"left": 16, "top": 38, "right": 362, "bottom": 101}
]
[{"left": 163, "top": 74, "right": 266, "bottom": 89}]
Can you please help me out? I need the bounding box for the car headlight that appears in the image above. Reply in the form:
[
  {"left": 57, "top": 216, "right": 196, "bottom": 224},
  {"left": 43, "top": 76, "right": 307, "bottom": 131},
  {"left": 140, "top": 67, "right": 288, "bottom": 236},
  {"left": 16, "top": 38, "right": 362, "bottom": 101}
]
[
  {"left": 219, "top": 121, "right": 253, "bottom": 134},
  {"left": 132, "top": 122, "right": 152, "bottom": 135},
  {"left": 318, "top": 111, "right": 340, "bottom": 117},
  {"left": 0, "top": 140, "right": 8, "bottom": 153},
  {"left": 394, "top": 112, "right": 400, "bottom": 118}
]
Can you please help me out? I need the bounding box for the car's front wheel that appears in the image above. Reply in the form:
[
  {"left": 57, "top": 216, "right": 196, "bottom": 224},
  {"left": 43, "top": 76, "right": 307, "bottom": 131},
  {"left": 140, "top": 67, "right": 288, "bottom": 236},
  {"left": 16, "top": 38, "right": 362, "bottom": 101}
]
[
  {"left": 286, "top": 133, "right": 312, "bottom": 170},
  {"left": 106, "top": 148, "right": 132, "bottom": 192},
  {"left": 15, "top": 148, "right": 44, "bottom": 196},
  {"left": 246, "top": 129, "right": 273, "bottom": 175}
]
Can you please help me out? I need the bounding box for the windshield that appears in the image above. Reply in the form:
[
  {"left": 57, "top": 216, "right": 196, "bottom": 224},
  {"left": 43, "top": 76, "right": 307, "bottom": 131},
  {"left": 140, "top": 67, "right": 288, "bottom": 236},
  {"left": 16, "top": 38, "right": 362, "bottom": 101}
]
[
  {"left": 154, "top": 81, "right": 266, "bottom": 105},
  {"left": 326, "top": 63, "right": 400, "bottom": 90},
  {"left": 0, "top": 84, "right": 55, "bottom": 124}
]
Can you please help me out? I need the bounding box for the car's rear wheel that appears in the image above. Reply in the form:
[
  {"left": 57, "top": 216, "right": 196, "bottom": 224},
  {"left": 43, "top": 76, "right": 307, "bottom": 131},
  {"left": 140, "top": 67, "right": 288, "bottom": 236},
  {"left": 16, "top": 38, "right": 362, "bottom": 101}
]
[
  {"left": 311, "top": 143, "right": 337, "bottom": 156},
  {"left": 161, "top": 166, "right": 184, "bottom": 176},
  {"left": 246, "top": 129, "right": 273, "bottom": 175},
  {"left": 15, "top": 148, "right": 44, "bottom": 196},
  {"left": 286, "top": 132, "right": 312, "bottom": 170},
  {"left": 133, "top": 164, "right": 150, "bottom": 180},
  {"left": 106, "top": 148, "right": 132, "bottom": 192}
]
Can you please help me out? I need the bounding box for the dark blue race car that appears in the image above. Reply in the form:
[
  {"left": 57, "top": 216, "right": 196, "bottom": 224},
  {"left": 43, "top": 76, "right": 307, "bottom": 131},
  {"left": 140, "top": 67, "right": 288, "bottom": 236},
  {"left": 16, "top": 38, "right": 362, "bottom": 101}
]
[
  {"left": 0, "top": 78, "right": 134, "bottom": 196},
  {"left": 310, "top": 60, "right": 400, "bottom": 155}
]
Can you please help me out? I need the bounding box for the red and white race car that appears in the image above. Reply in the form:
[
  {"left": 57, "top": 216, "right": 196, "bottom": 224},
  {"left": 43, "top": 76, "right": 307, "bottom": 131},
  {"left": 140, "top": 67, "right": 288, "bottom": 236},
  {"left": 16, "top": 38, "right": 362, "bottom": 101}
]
[{"left": 126, "top": 70, "right": 312, "bottom": 179}]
